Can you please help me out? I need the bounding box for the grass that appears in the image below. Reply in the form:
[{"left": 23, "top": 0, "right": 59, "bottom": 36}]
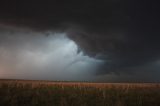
[{"left": 0, "top": 80, "right": 160, "bottom": 106}]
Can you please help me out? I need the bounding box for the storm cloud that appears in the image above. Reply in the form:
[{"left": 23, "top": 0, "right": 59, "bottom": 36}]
[{"left": 0, "top": 0, "right": 160, "bottom": 82}]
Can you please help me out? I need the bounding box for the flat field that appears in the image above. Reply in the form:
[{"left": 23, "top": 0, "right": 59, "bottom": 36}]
[{"left": 0, "top": 79, "right": 160, "bottom": 106}]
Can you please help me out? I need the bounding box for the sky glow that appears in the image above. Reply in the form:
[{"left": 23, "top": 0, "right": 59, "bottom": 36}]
[{"left": 0, "top": 28, "right": 103, "bottom": 81}]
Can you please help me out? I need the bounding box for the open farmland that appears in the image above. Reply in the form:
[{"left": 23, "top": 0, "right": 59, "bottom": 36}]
[{"left": 0, "top": 80, "right": 160, "bottom": 106}]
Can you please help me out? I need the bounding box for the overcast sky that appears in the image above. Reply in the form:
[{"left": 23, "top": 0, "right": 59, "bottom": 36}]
[{"left": 0, "top": 0, "right": 160, "bottom": 82}]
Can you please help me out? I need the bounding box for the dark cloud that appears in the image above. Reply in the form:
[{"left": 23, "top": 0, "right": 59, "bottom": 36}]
[{"left": 0, "top": 0, "right": 160, "bottom": 81}]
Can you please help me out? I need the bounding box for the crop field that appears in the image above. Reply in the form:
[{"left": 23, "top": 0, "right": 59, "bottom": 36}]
[{"left": 0, "top": 80, "right": 160, "bottom": 106}]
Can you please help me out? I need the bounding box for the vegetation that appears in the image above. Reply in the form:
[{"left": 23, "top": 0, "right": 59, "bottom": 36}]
[{"left": 0, "top": 80, "right": 160, "bottom": 106}]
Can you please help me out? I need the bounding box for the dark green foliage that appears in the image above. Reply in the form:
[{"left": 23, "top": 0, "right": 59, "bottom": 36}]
[{"left": 0, "top": 82, "right": 160, "bottom": 106}]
